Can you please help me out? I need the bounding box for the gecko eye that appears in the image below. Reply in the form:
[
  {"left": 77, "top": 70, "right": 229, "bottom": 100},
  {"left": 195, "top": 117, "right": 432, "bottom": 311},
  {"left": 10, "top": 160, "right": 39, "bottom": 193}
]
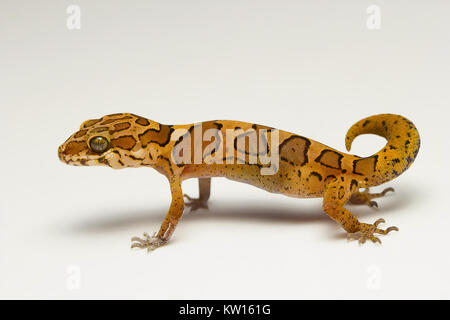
[{"left": 89, "top": 136, "right": 110, "bottom": 153}]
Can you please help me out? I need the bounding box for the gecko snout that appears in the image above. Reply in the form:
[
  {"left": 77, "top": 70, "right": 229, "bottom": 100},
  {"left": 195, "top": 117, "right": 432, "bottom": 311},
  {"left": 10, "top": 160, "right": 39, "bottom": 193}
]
[{"left": 58, "top": 145, "right": 65, "bottom": 162}]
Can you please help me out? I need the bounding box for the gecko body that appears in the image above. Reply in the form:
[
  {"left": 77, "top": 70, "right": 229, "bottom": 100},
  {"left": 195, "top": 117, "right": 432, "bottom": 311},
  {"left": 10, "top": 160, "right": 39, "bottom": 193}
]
[{"left": 58, "top": 113, "right": 420, "bottom": 249}]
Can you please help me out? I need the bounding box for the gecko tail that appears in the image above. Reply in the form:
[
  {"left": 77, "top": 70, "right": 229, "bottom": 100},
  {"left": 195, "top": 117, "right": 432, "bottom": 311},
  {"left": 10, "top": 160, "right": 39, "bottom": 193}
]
[{"left": 345, "top": 114, "right": 420, "bottom": 186}]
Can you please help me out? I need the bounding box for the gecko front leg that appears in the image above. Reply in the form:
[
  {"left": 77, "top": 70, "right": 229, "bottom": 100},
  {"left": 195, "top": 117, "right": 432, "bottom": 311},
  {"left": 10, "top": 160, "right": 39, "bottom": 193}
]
[
  {"left": 322, "top": 176, "right": 398, "bottom": 244},
  {"left": 183, "top": 178, "right": 211, "bottom": 212},
  {"left": 131, "top": 175, "right": 184, "bottom": 251}
]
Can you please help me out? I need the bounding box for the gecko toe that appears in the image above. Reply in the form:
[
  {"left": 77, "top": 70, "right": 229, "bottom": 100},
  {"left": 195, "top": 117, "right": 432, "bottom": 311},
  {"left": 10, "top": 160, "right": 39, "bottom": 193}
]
[
  {"left": 347, "top": 219, "right": 397, "bottom": 245},
  {"left": 183, "top": 194, "right": 194, "bottom": 201},
  {"left": 374, "top": 225, "right": 399, "bottom": 235},
  {"left": 382, "top": 187, "right": 395, "bottom": 195},
  {"left": 368, "top": 201, "right": 378, "bottom": 208},
  {"left": 184, "top": 197, "right": 209, "bottom": 212},
  {"left": 131, "top": 237, "right": 145, "bottom": 244},
  {"left": 373, "top": 218, "right": 385, "bottom": 227},
  {"left": 131, "top": 232, "right": 164, "bottom": 251},
  {"left": 372, "top": 236, "right": 382, "bottom": 244}
]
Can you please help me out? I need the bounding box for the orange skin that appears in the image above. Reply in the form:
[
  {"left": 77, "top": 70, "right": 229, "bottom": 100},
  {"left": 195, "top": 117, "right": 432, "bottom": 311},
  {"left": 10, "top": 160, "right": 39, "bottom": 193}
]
[{"left": 58, "top": 113, "right": 420, "bottom": 250}]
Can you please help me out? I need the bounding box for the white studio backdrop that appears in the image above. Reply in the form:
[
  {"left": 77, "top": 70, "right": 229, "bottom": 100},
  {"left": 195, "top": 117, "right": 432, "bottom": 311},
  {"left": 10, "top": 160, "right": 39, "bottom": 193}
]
[{"left": 0, "top": 1, "right": 449, "bottom": 299}]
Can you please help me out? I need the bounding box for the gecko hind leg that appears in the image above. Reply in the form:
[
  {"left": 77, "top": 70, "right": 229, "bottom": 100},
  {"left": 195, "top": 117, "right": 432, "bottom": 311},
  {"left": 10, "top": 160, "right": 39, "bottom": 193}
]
[
  {"left": 323, "top": 176, "right": 398, "bottom": 245},
  {"left": 184, "top": 178, "right": 211, "bottom": 212},
  {"left": 347, "top": 218, "right": 399, "bottom": 244},
  {"left": 349, "top": 187, "right": 394, "bottom": 208}
]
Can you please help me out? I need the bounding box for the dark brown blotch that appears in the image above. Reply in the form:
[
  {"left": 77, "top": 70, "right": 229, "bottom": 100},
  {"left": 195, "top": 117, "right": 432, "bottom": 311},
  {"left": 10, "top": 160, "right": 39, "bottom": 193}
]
[
  {"left": 315, "top": 149, "right": 343, "bottom": 170},
  {"left": 352, "top": 156, "right": 378, "bottom": 176},
  {"left": 139, "top": 124, "right": 173, "bottom": 148},
  {"left": 110, "top": 122, "right": 131, "bottom": 134},
  {"left": 65, "top": 141, "right": 87, "bottom": 155},
  {"left": 135, "top": 118, "right": 150, "bottom": 126},
  {"left": 110, "top": 135, "right": 137, "bottom": 150},
  {"left": 279, "top": 135, "right": 311, "bottom": 166}
]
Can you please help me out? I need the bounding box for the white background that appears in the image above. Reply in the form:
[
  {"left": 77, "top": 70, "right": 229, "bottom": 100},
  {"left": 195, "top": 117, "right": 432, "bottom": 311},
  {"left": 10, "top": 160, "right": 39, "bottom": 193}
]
[{"left": 1, "top": 1, "right": 449, "bottom": 299}]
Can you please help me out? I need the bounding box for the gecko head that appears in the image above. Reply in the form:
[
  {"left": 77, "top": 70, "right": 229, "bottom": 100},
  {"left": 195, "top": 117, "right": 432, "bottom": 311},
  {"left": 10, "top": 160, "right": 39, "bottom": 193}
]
[{"left": 58, "top": 113, "right": 157, "bottom": 169}]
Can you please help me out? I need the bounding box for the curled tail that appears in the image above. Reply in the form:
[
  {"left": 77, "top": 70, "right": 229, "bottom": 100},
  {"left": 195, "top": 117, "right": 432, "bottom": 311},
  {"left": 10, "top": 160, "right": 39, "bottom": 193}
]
[{"left": 345, "top": 114, "right": 420, "bottom": 186}]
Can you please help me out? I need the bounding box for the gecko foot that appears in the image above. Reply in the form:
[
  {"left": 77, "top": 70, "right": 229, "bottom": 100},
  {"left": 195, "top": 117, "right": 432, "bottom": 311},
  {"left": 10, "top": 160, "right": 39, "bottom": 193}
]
[
  {"left": 347, "top": 218, "right": 399, "bottom": 244},
  {"left": 183, "top": 194, "right": 209, "bottom": 212},
  {"left": 349, "top": 187, "right": 394, "bottom": 208},
  {"left": 131, "top": 232, "right": 166, "bottom": 252}
]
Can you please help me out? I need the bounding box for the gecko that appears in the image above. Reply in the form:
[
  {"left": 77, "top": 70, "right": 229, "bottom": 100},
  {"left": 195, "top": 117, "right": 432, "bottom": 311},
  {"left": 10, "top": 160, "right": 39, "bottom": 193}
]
[{"left": 58, "top": 113, "right": 420, "bottom": 250}]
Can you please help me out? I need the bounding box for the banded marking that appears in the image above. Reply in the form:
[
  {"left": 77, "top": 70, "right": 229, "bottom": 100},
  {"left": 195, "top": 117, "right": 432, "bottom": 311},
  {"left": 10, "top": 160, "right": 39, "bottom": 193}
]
[
  {"left": 157, "top": 155, "right": 174, "bottom": 175},
  {"left": 139, "top": 124, "right": 174, "bottom": 148},
  {"left": 314, "top": 149, "right": 343, "bottom": 170},
  {"left": 309, "top": 172, "right": 323, "bottom": 181},
  {"left": 352, "top": 155, "right": 378, "bottom": 176}
]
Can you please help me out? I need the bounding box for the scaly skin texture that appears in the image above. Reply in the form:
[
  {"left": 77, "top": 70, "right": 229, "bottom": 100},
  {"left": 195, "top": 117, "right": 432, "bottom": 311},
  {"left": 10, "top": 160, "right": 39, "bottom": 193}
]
[{"left": 58, "top": 113, "right": 420, "bottom": 250}]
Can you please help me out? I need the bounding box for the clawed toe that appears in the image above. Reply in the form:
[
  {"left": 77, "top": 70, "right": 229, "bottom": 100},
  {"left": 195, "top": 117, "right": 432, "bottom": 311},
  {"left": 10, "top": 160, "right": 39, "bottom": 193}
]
[
  {"left": 373, "top": 218, "right": 399, "bottom": 234},
  {"left": 131, "top": 232, "right": 164, "bottom": 251},
  {"left": 373, "top": 218, "right": 385, "bottom": 227},
  {"left": 382, "top": 187, "right": 395, "bottom": 195},
  {"left": 347, "top": 231, "right": 381, "bottom": 244},
  {"left": 374, "top": 225, "right": 399, "bottom": 235},
  {"left": 347, "top": 219, "right": 398, "bottom": 245},
  {"left": 368, "top": 201, "right": 378, "bottom": 208}
]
